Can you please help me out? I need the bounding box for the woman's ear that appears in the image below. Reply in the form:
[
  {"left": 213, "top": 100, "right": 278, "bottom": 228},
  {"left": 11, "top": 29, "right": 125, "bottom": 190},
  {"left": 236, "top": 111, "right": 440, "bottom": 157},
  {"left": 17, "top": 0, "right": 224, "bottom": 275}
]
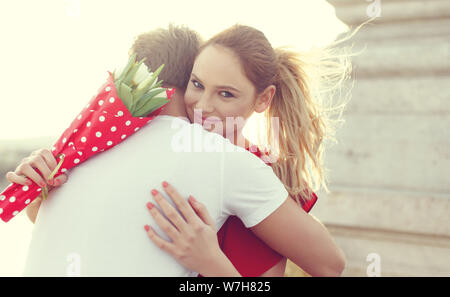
[{"left": 254, "top": 85, "right": 276, "bottom": 113}]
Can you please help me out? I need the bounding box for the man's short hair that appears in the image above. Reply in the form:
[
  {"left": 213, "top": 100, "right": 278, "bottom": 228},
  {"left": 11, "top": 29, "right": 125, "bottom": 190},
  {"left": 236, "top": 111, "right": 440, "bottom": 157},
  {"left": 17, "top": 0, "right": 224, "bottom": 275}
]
[{"left": 129, "top": 24, "right": 203, "bottom": 92}]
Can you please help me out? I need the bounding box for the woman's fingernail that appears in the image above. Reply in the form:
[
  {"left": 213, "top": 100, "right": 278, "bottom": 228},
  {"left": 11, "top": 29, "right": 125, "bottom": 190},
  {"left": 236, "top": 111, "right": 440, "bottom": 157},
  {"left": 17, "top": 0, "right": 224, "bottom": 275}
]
[
  {"left": 147, "top": 202, "right": 154, "bottom": 210},
  {"left": 40, "top": 182, "right": 46, "bottom": 187},
  {"left": 162, "top": 181, "right": 168, "bottom": 188},
  {"left": 189, "top": 195, "right": 196, "bottom": 203},
  {"left": 25, "top": 180, "right": 32, "bottom": 186},
  {"left": 151, "top": 189, "right": 158, "bottom": 196},
  {"left": 144, "top": 225, "right": 150, "bottom": 232}
]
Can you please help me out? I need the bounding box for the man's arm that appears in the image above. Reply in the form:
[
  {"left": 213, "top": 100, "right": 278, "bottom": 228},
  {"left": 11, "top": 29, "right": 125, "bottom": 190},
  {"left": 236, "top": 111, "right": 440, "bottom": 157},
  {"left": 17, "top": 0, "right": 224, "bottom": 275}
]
[{"left": 250, "top": 197, "right": 346, "bottom": 277}]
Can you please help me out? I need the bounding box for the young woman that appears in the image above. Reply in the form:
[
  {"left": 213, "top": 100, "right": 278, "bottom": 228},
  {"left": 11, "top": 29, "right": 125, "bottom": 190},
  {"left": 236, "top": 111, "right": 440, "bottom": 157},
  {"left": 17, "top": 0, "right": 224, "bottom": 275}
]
[{"left": 7, "top": 24, "right": 353, "bottom": 277}]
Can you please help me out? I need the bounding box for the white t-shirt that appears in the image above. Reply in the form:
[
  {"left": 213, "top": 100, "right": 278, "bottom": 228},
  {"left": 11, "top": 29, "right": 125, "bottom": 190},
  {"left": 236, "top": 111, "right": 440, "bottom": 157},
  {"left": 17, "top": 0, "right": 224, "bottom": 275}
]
[{"left": 22, "top": 115, "right": 288, "bottom": 277}]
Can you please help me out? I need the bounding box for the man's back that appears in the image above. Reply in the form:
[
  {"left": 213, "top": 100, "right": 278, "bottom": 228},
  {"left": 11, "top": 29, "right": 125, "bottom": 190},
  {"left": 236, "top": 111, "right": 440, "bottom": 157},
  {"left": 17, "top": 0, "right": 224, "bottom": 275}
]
[{"left": 23, "top": 115, "right": 287, "bottom": 276}]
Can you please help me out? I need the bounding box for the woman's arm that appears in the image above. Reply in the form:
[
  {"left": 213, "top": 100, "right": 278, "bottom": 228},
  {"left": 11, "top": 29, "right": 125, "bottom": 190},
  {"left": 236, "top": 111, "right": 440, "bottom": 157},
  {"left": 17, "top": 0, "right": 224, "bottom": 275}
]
[
  {"left": 250, "top": 197, "right": 346, "bottom": 277},
  {"left": 25, "top": 197, "right": 42, "bottom": 224}
]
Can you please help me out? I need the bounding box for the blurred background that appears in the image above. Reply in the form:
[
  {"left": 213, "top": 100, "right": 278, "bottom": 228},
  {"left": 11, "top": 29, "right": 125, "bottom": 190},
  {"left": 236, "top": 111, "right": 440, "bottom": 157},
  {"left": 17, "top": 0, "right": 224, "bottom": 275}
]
[{"left": 0, "top": 0, "right": 449, "bottom": 276}]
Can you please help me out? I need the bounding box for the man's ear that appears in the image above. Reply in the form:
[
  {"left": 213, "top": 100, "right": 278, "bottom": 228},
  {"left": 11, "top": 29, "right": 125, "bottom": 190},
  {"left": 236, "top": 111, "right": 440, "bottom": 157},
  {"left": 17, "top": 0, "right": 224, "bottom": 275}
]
[{"left": 254, "top": 85, "right": 276, "bottom": 113}]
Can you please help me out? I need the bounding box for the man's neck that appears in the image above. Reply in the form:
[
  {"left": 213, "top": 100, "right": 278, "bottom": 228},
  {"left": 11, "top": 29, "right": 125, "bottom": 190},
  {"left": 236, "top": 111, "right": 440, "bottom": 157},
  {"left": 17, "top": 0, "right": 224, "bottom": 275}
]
[{"left": 158, "top": 90, "right": 189, "bottom": 119}]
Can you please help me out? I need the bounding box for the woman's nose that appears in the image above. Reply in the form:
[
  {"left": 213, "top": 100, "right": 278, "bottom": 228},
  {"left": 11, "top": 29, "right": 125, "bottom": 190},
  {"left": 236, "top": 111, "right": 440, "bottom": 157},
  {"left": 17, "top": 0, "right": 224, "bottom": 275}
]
[{"left": 194, "top": 94, "right": 214, "bottom": 114}]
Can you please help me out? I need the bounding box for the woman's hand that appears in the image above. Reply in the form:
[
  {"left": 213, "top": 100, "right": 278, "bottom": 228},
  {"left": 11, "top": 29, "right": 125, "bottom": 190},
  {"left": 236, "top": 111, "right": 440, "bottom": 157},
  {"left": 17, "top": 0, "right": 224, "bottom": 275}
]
[
  {"left": 144, "top": 181, "right": 241, "bottom": 277},
  {"left": 5, "top": 148, "right": 68, "bottom": 223},
  {"left": 6, "top": 148, "right": 68, "bottom": 189}
]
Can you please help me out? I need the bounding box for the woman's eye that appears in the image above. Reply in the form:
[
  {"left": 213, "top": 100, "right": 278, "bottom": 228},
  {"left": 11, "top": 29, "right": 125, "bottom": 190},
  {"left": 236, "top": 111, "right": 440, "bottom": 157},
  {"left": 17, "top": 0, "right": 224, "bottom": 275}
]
[
  {"left": 220, "top": 91, "right": 234, "bottom": 98},
  {"left": 191, "top": 80, "right": 203, "bottom": 89}
]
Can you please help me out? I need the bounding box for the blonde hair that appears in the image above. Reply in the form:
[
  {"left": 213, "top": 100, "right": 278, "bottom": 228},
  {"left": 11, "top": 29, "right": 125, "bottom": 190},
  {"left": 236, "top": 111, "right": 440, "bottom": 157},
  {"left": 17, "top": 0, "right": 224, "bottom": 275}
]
[
  {"left": 129, "top": 23, "right": 203, "bottom": 92},
  {"left": 201, "top": 23, "right": 366, "bottom": 205}
]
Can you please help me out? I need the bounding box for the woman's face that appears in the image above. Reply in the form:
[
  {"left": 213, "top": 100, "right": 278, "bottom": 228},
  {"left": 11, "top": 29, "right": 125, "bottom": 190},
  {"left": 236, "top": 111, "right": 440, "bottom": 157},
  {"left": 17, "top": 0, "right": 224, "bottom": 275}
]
[{"left": 184, "top": 45, "right": 260, "bottom": 139}]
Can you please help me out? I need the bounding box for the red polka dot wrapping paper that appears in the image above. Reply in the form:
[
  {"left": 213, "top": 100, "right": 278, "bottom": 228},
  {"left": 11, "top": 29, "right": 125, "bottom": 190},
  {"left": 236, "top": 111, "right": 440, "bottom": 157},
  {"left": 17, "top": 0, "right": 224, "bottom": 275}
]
[{"left": 0, "top": 72, "right": 173, "bottom": 223}]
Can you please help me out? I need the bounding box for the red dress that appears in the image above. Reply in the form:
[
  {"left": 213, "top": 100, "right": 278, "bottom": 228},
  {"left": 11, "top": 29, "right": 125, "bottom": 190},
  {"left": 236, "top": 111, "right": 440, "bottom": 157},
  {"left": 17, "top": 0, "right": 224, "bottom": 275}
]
[{"left": 199, "top": 145, "right": 318, "bottom": 277}]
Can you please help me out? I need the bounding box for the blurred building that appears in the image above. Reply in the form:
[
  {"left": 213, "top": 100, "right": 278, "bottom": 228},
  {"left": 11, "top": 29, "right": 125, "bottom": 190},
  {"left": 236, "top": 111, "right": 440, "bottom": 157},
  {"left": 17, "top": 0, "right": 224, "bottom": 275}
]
[{"left": 286, "top": 0, "right": 450, "bottom": 276}]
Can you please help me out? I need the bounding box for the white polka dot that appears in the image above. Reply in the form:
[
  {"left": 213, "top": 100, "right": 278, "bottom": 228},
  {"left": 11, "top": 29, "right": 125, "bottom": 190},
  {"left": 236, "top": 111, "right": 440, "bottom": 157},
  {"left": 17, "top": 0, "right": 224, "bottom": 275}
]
[
  {"left": 86, "top": 122, "right": 91, "bottom": 127},
  {"left": 78, "top": 151, "right": 83, "bottom": 156},
  {"left": 61, "top": 168, "right": 67, "bottom": 173},
  {"left": 1, "top": 195, "right": 6, "bottom": 201},
  {"left": 111, "top": 126, "right": 117, "bottom": 132},
  {"left": 85, "top": 103, "right": 90, "bottom": 109},
  {"left": 125, "top": 120, "right": 131, "bottom": 126},
  {"left": 134, "top": 127, "right": 140, "bottom": 132},
  {"left": 117, "top": 111, "right": 123, "bottom": 116},
  {"left": 98, "top": 100, "right": 104, "bottom": 106},
  {"left": 99, "top": 116, "right": 105, "bottom": 122},
  {"left": 51, "top": 147, "right": 56, "bottom": 151},
  {"left": 109, "top": 97, "right": 115, "bottom": 103},
  {"left": 9, "top": 196, "right": 16, "bottom": 203},
  {"left": 22, "top": 186, "right": 29, "bottom": 192},
  {"left": 62, "top": 138, "right": 67, "bottom": 143},
  {"left": 139, "top": 117, "right": 144, "bottom": 119},
  {"left": 74, "top": 159, "right": 80, "bottom": 164},
  {"left": 25, "top": 199, "right": 31, "bottom": 205},
  {"left": 12, "top": 211, "right": 18, "bottom": 216},
  {"left": 81, "top": 137, "right": 87, "bottom": 143},
  {"left": 0, "top": 208, "right": 2, "bottom": 214},
  {"left": 96, "top": 132, "right": 102, "bottom": 137},
  {"left": 77, "top": 114, "right": 82, "bottom": 120},
  {"left": 107, "top": 141, "right": 113, "bottom": 146},
  {"left": 121, "top": 134, "right": 127, "bottom": 139},
  {"left": 73, "top": 129, "right": 78, "bottom": 133},
  {"left": 68, "top": 142, "right": 74, "bottom": 147},
  {"left": 105, "top": 86, "right": 111, "bottom": 92},
  {"left": 92, "top": 147, "right": 98, "bottom": 152},
  {"left": 37, "top": 188, "right": 41, "bottom": 192}
]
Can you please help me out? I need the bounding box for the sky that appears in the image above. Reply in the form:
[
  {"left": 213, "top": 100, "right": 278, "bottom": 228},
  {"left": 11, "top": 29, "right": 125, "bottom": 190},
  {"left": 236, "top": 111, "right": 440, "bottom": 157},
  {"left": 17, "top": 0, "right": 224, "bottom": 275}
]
[{"left": 0, "top": 0, "right": 348, "bottom": 276}]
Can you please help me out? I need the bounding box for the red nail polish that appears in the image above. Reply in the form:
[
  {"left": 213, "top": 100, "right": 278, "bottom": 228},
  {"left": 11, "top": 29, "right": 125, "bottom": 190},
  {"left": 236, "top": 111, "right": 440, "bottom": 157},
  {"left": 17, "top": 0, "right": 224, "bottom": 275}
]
[
  {"left": 147, "top": 202, "right": 154, "bottom": 209},
  {"left": 144, "top": 225, "right": 150, "bottom": 232},
  {"left": 162, "top": 181, "right": 168, "bottom": 188},
  {"left": 151, "top": 189, "right": 158, "bottom": 196}
]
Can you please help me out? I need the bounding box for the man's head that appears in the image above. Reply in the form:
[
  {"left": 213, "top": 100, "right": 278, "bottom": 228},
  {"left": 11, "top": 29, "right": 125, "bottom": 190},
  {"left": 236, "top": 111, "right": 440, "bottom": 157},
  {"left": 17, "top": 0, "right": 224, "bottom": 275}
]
[{"left": 129, "top": 24, "right": 203, "bottom": 93}]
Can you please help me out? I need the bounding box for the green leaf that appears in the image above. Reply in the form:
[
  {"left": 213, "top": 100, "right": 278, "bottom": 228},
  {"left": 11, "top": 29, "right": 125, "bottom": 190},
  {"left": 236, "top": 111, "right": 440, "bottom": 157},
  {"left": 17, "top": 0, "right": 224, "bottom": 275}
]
[
  {"left": 123, "top": 60, "right": 141, "bottom": 86},
  {"left": 134, "top": 88, "right": 166, "bottom": 111},
  {"left": 133, "top": 97, "right": 169, "bottom": 117},
  {"left": 116, "top": 53, "right": 136, "bottom": 84},
  {"left": 119, "top": 82, "right": 134, "bottom": 111}
]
